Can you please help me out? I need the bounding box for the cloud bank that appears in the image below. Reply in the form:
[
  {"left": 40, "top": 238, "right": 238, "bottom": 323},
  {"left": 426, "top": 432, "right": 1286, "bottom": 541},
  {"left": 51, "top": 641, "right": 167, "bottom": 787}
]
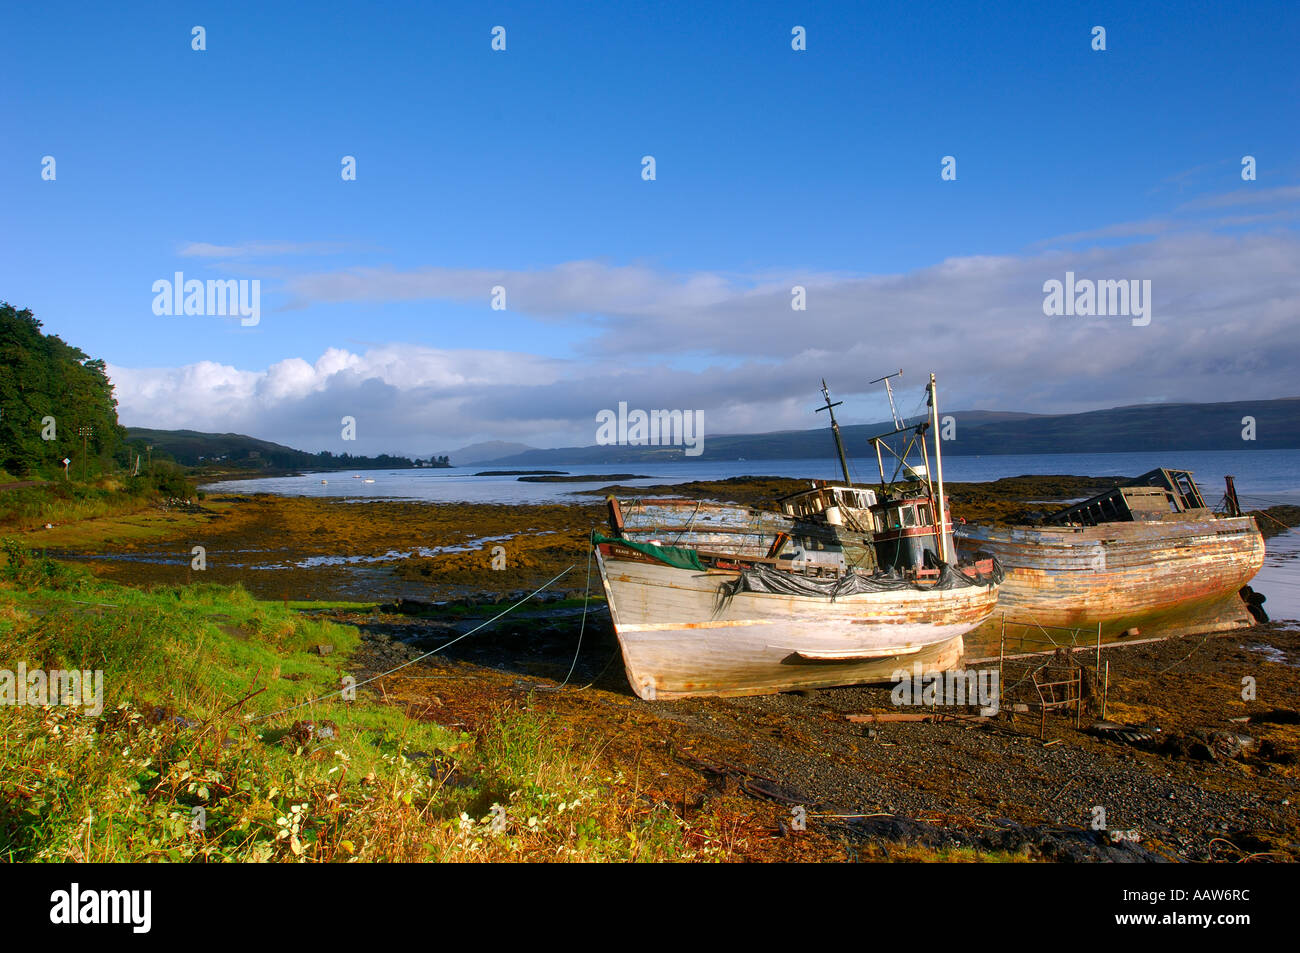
[{"left": 110, "top": 229, "right": 1300, "bottom": 455}]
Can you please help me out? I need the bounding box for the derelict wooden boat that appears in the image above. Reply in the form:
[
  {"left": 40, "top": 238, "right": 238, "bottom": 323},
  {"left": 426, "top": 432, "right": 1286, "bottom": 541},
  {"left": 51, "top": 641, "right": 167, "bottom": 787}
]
[
  {"left": 593, "top": 534, "right": 1000, "bottom": 700},
  {"left": 954, "top": 468, "right": 1266, "bottom": 640},
  {"left": 594, "top": 373, "right": 1002, "bottom": 700}
]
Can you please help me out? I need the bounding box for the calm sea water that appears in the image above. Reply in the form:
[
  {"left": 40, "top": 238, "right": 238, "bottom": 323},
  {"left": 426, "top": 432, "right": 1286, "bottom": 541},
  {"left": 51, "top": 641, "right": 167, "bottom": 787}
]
[
  {"left": 200, "top": 448, "right": 1300, "bottom": 507},
  {"left": 1253, "top": 529, "right": 1300, "bottom": 623}
]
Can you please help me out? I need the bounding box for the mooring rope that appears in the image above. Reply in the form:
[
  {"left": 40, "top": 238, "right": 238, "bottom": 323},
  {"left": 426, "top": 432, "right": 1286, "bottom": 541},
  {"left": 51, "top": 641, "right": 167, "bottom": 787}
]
[
  {"left": 1254, "top": 510, "right": 1295, "bottom": 532},
  {"left": 246, "top": 565, "right": 576, "bottom": 723},
  {"left": 538, "top": 536, "right": 626, "bottom": 693},
  {"left": 546, "top": 539, "right": 594, "bottom": 690}
]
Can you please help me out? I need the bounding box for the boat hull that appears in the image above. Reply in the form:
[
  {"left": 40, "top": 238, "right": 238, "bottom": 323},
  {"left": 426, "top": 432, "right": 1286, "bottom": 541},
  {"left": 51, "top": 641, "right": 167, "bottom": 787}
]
[
  {"left": 954, "top": 515, "right": 1265, "bottom": 648},
  {"left": 595, "top": 545, "right": 998, "bottom": 700}
]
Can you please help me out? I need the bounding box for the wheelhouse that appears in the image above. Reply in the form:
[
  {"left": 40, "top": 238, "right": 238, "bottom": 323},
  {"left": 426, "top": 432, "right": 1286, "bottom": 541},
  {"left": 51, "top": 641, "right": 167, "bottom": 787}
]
[
  {"left": 777, "top": 483, "right": 878, "bottom": 521},
  {"left": 871, "top": 494, "right": 955, "bottom": 571},
  {"left": 1042, "top": 468, "right": 1213, "bottom": 527}
]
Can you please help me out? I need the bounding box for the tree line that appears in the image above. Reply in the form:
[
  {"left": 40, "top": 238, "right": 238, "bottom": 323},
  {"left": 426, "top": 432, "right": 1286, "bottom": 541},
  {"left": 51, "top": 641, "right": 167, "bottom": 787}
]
[
  {"left": 0, "top": 303, "right": 128, "bottom": 478},
  {"left": 1, "top": 302, "right": 454, "bottom": 480}
]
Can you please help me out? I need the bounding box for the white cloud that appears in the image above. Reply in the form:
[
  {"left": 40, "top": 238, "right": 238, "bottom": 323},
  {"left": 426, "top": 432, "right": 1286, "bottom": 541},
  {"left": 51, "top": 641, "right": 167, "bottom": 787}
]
[
  {"left": 1176, "top": 184, "right": 1300, "bottom": 211},
  {"left": 111, "top": 230, "right": 1300, "bottom": 454},
  {"left": 178, "top": 241, "right": 357, "bottom": 258}
]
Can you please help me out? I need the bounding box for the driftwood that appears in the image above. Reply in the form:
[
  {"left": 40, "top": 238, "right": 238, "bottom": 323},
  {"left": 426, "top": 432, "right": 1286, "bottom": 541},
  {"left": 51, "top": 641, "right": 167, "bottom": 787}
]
[{"left": 845, "top": 712, "right": 992, "bottom": 724}]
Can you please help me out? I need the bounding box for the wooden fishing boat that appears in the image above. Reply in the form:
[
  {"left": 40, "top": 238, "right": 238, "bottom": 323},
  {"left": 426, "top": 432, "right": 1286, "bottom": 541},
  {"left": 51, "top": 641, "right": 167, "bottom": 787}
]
[
  {"left": 954, "top": 468, "right": 1266, "bottom": 640},
  {"left": 594, "top": 373, "right": 1003, "bottom": 700},
  {"left": 593, "top": 534, "right": 1000, "bottom": 699}
]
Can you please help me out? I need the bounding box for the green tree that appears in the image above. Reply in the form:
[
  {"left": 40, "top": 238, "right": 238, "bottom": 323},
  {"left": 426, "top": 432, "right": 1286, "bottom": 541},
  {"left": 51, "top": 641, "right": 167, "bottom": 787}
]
[{"left": 0, "top": 302, "right": 128, "bottom": 478}]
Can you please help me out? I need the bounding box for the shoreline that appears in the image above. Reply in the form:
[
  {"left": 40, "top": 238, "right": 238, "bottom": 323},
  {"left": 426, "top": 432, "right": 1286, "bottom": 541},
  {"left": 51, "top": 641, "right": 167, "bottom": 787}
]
[{"left": 25, "top": 473, "right": 1299, "bottom": 603}]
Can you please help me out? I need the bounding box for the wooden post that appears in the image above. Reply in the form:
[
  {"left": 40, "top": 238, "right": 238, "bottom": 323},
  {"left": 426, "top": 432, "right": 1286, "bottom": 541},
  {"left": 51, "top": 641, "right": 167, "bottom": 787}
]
[
  {"left": 78, "top": 425, "right": 94, "bottom": 482},
  {"left": 1095, "top": 621, "right": 1103, "bottom": 682},
  {"left": 1102, "top": 660, "right": 1109, "bottom": 721},
  {"left": 1224, "top": 475, "right": 1242, "bottom": 517},
  {"left": 998, "top": 613, "right": 1006, "bottom": 713}
]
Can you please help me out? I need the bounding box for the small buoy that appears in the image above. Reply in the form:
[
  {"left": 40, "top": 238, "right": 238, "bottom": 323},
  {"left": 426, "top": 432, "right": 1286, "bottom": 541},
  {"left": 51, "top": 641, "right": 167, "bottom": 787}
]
[
  {"left": 44, "top": 523, "right": 53, "bottom": 530},
  {"left": 321, "top": 480, "right": 328, "bottom": 484}
]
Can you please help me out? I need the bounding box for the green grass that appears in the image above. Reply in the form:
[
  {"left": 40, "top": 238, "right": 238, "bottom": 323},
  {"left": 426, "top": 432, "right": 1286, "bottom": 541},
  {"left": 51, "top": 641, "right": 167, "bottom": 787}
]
[
  {"left": 0, "top": 469, "right": 199, "bottom": 534},
  {"left": 0, "top": 539, "right": 698, "bottom": 862},
  {"left": 284, "top": 600, "right": 378, "bottom": 611},
  {"left": 1, "top": 482, "right": 149, "bottom": 533}
]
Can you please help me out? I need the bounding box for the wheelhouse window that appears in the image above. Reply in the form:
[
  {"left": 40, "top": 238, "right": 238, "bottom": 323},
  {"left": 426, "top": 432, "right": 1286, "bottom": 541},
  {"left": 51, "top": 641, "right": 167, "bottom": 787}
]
[
  {"left": 917, "top": 504, "right": 932, "bottom": 526},
  {"left": 902, "top": 506, "right": 918, "bottom": 528}
]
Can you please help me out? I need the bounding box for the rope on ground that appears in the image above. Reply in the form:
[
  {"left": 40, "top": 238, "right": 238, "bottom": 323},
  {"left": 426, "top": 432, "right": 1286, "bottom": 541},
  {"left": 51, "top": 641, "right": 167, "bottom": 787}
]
[
  {"left": 575, "top": 644, "right": 622, "bottom": 691},
  {"left": 245, "top": 564, "right": 576, "bottom": 723},
  {"left": 541, "top": 533, "right": 625, "bottom": 692},
  {"left": 537, "top": 539, "right": 595, "bottom": 691},
  {"left": 1155, "top": 630, "right": 1218, "bottom": 676}
]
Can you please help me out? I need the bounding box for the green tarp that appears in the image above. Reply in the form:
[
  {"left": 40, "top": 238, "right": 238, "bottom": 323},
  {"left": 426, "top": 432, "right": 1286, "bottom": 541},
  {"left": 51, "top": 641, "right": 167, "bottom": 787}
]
[{"left": 592, "top": 531, "right": 706, "bottom": 571}]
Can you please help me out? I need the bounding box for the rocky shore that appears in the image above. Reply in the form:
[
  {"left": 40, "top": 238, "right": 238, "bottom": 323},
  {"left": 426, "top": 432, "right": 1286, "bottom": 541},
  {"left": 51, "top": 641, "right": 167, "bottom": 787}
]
[{"left": 337, "top": 599, "right": 1300, "bottom": 861}]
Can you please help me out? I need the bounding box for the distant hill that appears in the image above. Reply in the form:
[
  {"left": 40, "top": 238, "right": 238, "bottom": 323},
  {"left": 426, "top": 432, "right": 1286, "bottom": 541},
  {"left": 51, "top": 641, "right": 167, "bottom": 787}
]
[
  {"left": 121, "top": 397, "right": 1300, "bottom": 472},
  {"left": 124, "top": 428, "right": 434, "bottom": 471},
  {"left": 475, "top": 398, "right": 1300, "bottom": 465},
  {"left": 437, "top": 440, "right": 537, "bottom": 466}
]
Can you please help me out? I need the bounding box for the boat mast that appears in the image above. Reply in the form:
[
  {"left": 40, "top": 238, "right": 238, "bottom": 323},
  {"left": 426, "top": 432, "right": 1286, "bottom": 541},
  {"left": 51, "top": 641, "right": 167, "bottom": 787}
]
[
  {"left": 868, "top": 370, "right": 904, "bottom": 489},
  {"left": 816, "top": 379, "right": 853, "bottom": 486},
  {"left": 927, "top": 372, "right": 949, "bottom": 563}
]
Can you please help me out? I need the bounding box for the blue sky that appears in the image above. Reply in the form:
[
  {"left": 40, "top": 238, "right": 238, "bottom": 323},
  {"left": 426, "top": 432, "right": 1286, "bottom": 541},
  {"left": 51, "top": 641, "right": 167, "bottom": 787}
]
[{"left": 3, "top": 1, "right": 1298, "bottom": 455}]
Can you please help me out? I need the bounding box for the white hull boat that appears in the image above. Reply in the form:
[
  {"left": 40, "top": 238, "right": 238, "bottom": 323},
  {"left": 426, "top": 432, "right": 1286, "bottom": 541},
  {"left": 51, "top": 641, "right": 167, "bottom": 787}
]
[{"left": 594, "top": 536, "right": 1000, "bottom": 699}]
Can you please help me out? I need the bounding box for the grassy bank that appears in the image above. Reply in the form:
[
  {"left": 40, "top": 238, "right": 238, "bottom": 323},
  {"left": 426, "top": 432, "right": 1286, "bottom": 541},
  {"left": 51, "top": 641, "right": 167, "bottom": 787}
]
[
  {"left": 0, "top": 469, "right": 197, "bottom": 534},
  {"left": 0, "top": 541, "right": 742, "bottom": 862}
]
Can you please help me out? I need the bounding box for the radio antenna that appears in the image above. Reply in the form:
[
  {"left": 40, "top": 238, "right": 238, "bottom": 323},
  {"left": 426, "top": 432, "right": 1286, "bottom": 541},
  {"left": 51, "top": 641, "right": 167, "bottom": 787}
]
[{"left": 869, "top": 369, "right": 905, "bottom": 431}]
